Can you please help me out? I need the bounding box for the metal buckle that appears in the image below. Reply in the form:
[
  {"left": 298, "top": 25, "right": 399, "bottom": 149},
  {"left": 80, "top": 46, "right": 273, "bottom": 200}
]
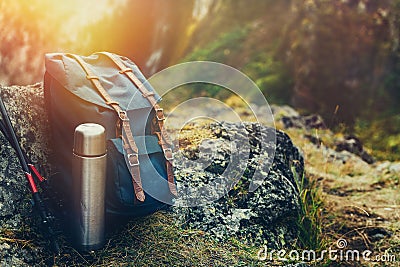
[
  {"left": 163, "top": 148, "right": 174, "bottom": 161},
  {"left": 155, "top": 108, "right": 165, "bottom": 121},
  {"left": 119, "top": 111, "right": 129, "bottom": 121},
  {"left": 127, "top": 153, "right": 139, "bottom": 167}
]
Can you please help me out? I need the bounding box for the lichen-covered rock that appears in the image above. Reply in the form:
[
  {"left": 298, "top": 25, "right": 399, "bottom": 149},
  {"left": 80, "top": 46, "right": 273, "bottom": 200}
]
[{"left": 173, "top": 122, "right": 304, "bottom": 248}]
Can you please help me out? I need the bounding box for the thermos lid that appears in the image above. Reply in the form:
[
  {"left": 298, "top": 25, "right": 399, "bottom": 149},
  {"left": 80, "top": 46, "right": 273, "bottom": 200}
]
[{"left": 74, "top": 123, "right": 106, "bottom": 156}]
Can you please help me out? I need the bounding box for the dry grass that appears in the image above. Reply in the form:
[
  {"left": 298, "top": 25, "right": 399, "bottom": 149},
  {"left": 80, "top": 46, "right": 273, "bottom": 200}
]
[{"left": 41, "top": 212, "right": 265, "bottom": 267}]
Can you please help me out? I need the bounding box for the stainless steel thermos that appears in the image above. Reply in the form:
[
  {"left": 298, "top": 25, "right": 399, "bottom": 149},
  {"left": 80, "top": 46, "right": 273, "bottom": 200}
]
[{"left": 72, "top": 123, "right": 107, "bottom": 251}]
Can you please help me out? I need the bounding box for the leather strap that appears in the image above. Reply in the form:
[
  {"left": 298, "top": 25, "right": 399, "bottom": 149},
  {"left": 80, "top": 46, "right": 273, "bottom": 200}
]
[
  {"left": 66, "top": 53, "right": 145, "bottom": 202},
  {"left": 97, "top": 52, "right": 177, "bottom": 196}
]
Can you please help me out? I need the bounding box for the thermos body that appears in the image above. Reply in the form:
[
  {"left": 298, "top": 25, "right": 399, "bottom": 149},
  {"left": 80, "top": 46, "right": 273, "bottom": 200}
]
[{"left": 72, "top": 123, "right": 107, "bottom": 251}]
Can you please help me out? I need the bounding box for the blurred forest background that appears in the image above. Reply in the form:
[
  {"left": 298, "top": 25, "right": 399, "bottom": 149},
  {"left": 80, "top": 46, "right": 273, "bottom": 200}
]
[{"left": 0, "top": 0, "right": 399, "bottom": 160}]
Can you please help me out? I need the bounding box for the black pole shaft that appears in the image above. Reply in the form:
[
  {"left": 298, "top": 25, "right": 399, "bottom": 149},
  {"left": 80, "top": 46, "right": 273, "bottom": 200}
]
[
  {"left": 0, "top": 97, "right": 30, "bottom": 172},
  {"left": 0, "top": 120, "right": 32, "bottom": 168},
  {"left": 0, "top": 119, "right": 12, "bottom": 143}
]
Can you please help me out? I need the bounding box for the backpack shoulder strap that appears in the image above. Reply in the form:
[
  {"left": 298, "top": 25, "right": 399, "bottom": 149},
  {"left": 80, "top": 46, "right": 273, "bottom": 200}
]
[
  {"left": 65, "top": 53, "right": 145, "bottom": 202},
  {"left": 96, "top": 52, "right": 177, "bottom": 196}
]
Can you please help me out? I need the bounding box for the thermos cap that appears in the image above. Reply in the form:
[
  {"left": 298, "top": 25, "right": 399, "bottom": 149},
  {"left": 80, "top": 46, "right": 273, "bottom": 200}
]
[{"left": 74, "top": 123, "right": 106, "bottom": 156}]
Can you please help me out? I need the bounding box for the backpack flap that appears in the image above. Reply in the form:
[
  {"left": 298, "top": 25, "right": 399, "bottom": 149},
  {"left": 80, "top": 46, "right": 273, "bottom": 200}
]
[{"left": 45, "top": 53, "right": 161, "bottom": 111}]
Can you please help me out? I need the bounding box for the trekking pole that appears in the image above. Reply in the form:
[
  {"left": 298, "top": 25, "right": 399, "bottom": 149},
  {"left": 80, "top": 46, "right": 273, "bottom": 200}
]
[{"left": 0, "top": 96, "right": 60, "bottom": 254}]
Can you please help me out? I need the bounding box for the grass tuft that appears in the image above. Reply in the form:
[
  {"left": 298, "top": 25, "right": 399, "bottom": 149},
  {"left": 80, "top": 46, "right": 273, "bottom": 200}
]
[{"left": 292, "top": 167, "right": 325, "bottom": 252}]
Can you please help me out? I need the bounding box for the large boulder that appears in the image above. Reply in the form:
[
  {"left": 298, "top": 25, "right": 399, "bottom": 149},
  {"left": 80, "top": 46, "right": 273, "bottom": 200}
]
[{"left": 173, "top": 121, "right": 304, "bottom": 248}]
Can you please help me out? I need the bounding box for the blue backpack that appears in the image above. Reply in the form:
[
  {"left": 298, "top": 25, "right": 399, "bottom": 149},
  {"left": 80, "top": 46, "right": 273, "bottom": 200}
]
[{"left": 44, "top": 52, "right": 176, "bottom": 217}]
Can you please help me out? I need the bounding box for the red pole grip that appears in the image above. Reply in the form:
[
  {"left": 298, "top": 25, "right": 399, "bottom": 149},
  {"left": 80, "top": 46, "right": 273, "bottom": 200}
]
[
  {"left": 25, "top": 172, "right": 38, "bottom": 193},
  {"left": 28, "top": 164, "right": 46, "bottom": 183}
]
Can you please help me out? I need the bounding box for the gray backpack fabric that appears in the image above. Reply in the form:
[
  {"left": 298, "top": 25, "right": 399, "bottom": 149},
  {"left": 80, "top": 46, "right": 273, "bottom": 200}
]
[{"left": 44, "top": 52, "right": 176, "bottom": 216}]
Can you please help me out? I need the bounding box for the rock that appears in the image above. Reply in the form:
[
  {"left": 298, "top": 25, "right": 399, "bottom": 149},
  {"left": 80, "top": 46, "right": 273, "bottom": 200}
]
[
  {"left": 173, "top": 121, "right": 304, "bottom": 248},
  {"left": 377, "top": 161, "right": 400, "bottom": 174},
  {"left": 329, "top": 149, "right": 353, "bottom": 164},
  {"left": 270, "top": 104, "right": 300, "bottom": 118},
  {"left": 0, "top": 84, "right": 50, "bottom": 266},
  {"left": 280, "top": 111, "right": 375, "bottom": 165},
  {"left": 365, "top": 227, "right": 392, "bottom": 241},
  {"left": 304, "top": 134, "right": 322, "bottom": 147},
  {"left": 390, "top": 162, "right": 400, "bottom": 173},
  {"left": 335, "top": 135, "right": 375, "bottom": 164},
  {"left": 281, "top": 114, "right": 326, "bottom": 130}
]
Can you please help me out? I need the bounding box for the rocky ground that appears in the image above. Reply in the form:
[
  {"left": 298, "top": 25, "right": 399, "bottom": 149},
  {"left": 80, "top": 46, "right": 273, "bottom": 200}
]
[
  {"left": 168, "top": 101, "right": 400, "bottom": 266},
  {"left": 272, "top": 105, "right": 400, "bottom": 267}
]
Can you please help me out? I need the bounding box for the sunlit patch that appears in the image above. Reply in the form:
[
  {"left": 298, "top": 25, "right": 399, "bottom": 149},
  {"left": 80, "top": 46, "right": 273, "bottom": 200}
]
[{"left": 31, "top": 0, "right": 127, "bottom": 42}]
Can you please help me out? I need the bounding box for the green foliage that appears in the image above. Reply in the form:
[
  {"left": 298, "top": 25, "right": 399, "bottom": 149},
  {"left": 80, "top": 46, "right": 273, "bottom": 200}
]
[
  {"left": 355, "top": 114, "right": 400, "bottom": 161},
  {"left": 383, "top": 46, "right": 400, "bottom": 116},
  {"left": 282, "top": 0, "right": 396, "bottom": 124},
  {"left": 184, "top": 0, "right": 400, "bottom": 121},
  {"left": 181, "top": 25, "right": 293, "bottom": 104},
  {"left": 182, "top": 0, "right": 400, "bottom": 159},
  {"left": 243, "top": 53, "right": 293, "bottom": 104},
  {"left": 181, "top": 27, "right": 251, "bottom": 100},
  {"left": 184, "top": 26, "right": 250, "bottom": 63},
  {"left": 292, "top": 167, "right": 324, "bottom": 251}
]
